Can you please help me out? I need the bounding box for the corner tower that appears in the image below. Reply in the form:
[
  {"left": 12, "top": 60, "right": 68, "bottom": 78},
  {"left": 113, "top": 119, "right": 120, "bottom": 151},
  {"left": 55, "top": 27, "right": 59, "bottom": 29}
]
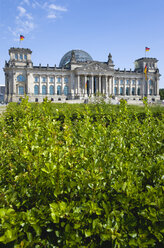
[
  {"left": 8, "top": 47, "right": 33, "bottom": 68},
  {"left": 134, "top": 57, "right": 160, "bottom": 98},
  {"left": 4, "top": 48, "right": 33, "bottom": 102}
]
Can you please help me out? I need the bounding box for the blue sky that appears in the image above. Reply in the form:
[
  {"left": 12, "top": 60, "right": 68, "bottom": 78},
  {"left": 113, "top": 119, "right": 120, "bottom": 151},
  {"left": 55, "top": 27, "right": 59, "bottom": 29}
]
[{"left": 0, "top": 0, "right": 164, "bottom": 88}]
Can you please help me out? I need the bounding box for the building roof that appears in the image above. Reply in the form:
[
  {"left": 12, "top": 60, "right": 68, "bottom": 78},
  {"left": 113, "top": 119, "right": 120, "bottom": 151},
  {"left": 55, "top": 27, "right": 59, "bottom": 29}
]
[
  {"left": 9, "top": 47, "right": 32, "bottom": 54},
  {"left": 135, "top": 57, "right": 158, "bottom": 62}
]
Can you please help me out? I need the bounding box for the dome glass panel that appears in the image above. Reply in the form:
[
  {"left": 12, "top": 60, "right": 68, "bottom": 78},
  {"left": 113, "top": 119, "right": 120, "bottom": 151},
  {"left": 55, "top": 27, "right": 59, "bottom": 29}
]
[{"left": 59, "top": 50, "right": 93, "bottom": 67}]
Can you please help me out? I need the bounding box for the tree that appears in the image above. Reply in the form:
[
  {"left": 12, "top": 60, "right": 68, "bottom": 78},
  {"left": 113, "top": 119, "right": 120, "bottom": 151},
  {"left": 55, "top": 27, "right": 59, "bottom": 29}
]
[{"left": 159, "top": 88, "right": 164, "bottom": 100}]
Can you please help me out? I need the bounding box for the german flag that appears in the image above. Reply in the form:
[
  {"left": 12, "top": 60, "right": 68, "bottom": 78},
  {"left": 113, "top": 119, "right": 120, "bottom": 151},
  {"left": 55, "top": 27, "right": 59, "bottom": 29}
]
[
  {"left": 85, "top": 81, "right": 87, "bottom": 89},
  {"left": 20, "top": 35, "right": 24, "bottom": 41},
  {"left": 145, "top": 47, "right": 150, "bottom": 52},
  {"left": 144, "top": 65, "right": 147, "bottom": 80}
]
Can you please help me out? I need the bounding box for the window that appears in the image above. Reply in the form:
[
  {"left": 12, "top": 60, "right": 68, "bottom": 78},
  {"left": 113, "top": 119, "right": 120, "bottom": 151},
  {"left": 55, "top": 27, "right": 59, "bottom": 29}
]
[
  {"left": 64, "top": 77, "right": 68, "bottom": 83},
  {"left": 17, "top": 75, "right": 25, "bottom": 82},
  {"left": 57, "top": 77, "right": 61, "bottom": 83},
  {"left": 35, "top": 98, "right": 38, "bottom": 102},
  {"left": 19, "top": 86, "right": 24, "bottom": 95},
  {"left": 120, "top": 87, "right": 123, "bottom": 95},
  {"left": 34, "top": 85, "right": 39, "bottom": 95},
  {"left": 137, "top": 88, "right": 141, "bottom": 95},
  {"left": 49, "top": 85, "right": 54, "bottom": 95},
  {"left": 114, "top": 87, "right": 117, "bottom": 95},
  {"left": 20, "top": 54, "right": 23, "bottom": 60},
  {"left": 42, "top": 85, "right": 47, "bottom": 95},
  {"left": 132, "top": 80, "right": 135, "bottom": 85},
  {"left": 114, "top": 80, "right": 118, "bottom": 85},
  {"left": 138, "top": 80, "right": 141, "bottom": 85},
  {"left": 15, "top": 54, "right": 18, "bottom": 60},
  {"left": 34, "top": 77, "right": 39, "bottom": 82},
  {"left": 149, "top": 89, "right": 153, "bottom": 95},
  {"left": 132, "top": 87, "right": 135, "bottom": 95},
  {"left": 42, "top": 77, "right": 46, "bottom": 82},
  {"left": 50, "top": 77, "right": 54, "bottom": 83},
  {"left": 24, "top": 55, "right": 27, "bottom": 60},
  {"left": 149, "top": 80, "right": 153, "bottom": 86},
  {"left": 126, "top": 80, "right": 130, "bottom": 84},
  {"left": 57, "top": 85, "right": 61, "bottom": 95},
  {"left": 126, "top": 87, "right": 129, "bottom": 95},
  {"left": 120, "top": 80, "right": 124, "bottom": 85},
  {"left": 64, "top": 86, "right": 69, "bottom": 96}
]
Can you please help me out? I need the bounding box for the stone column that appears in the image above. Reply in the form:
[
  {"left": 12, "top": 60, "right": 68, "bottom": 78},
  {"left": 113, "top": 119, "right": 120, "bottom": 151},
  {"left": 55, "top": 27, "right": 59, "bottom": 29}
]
[
  {"left": 123, "top": 79, "right": 126, "bottom": 96},
  {"left": 112, "top": 77, "right": 115, "bottom": 95},
  {"left": 147, "top": 78, "right": 149, "bottom": 96},
  {"left": 91, "top": 75, "right": 94, "bottom": 96},
  {"left": 13, "top": 73, "right": 16, "bottom": 94},
  {"left": 135, "top": 80, "right": 137, "bottom": 95},
  {"left": 77, "top": 75, "right": 80, "bottom": 96},
  {"left": 106, "top": 76, "right": 108, "bottom": 97},
  {"left": 61, "top": 76, "right": 64, "bottom": 95},
  {"left": 101, "top": 76, "right": 106, "bottom": 95},
  {"left": 88, "top": 76, "right": 91, "bottom": 95},
  {"left": 47, "top": 76, "right": 49, "bottom": 95},
  {"left": 130, "top": 79, "right": 132, "bottom": 96},
  {"left": 70, "top": 73, "right": 75, "bottom": 99},
  {"left": 82, "top": 77, "right": 84, "bottom": 96},
  {"left": 142, "top": 79, "right": 145, "bottom": 97},
  {"left": 39, "top": 76, "right": 42, "bottom": 95},
  {"left": 95, "top": 77, "right": 98, "bottom": 94},
  {"left": 26, "top": 73, "right": 31, "bottom": 95},
  {"left": 54, "top": 76, "right": 56, "bottom": 95},
  {"left": 118, "top": 79, "right": 120, "bottom": 96},
  {"left": 99, "top": 75, "right": 101, "bottom": 94},
  {"left": 156, "top": 78, "right": 159, "bottom": 95},
  {"left": 84, "top": 75, "right": 87, "bottom": 97},
  {"left": 108, "top": 76, "right": 111, "bottom": 95}
]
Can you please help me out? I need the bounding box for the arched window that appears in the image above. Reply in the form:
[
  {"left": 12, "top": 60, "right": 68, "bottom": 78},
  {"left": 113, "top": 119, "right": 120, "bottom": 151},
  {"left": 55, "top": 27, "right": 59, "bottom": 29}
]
[
  {"left": 114, "top": 87, "right": 117, "bottom": 95},
  {"left": 57, "top": 85, "right": 61, "bottom": 95},
  {"left": 137, "top": 88, "right": 141, "bottom": 95},
  {"left": 17, "top": 75, "right": 25, "bottom": 82},
  {"left": 34, "top": 85, "right": 39, "bottom": 95},
  {"left": 64, "top": 77, "right": 68, "bottom": 83},
  {"left": 149, "top": 80, "right": 153, "bottom": 86},
  {"left": 19, "top": 86, "right": 24, "bottom": 95},
  {"left": 126, "top": 87, "right": 129, "bottom": 95},
  {"left": 42, "top": 85, "right": 47, "bottom": 95},
  {"left": 64, "top": 86, "right": 69, "bottom": 96},
  {"left": 49, "top": 85, "right": 54, "bottom": 95},
  {"left": 34, "top": 77, "right": 39, "bottom": 82},
  {"left": 120, "top": 87, "right": 123, "bottom": 95}
]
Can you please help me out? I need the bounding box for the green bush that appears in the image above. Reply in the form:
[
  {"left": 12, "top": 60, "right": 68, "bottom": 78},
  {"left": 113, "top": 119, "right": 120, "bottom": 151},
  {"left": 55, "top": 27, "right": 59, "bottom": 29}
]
[{"left": 0, "top": 98, "right": 164, "bottom": 247}]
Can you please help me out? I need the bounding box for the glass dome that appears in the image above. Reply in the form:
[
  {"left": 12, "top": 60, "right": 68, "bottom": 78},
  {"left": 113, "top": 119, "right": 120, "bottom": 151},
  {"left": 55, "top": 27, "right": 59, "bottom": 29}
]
[{"left": 59, "top": 49, "right": 93, "bottom": 67}]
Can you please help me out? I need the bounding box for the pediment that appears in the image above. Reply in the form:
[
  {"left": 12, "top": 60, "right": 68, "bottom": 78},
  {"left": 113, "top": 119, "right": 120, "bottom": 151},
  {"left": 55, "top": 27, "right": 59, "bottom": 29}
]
[{"left": 76, "top": 61, "right": 109, "bottom": 72}]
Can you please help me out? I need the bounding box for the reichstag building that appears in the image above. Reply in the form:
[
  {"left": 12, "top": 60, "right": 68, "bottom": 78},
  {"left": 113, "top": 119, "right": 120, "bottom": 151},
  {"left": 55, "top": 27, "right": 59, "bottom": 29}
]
[{"left": 4, "top": 47, "right": 160, "bottom": 103}]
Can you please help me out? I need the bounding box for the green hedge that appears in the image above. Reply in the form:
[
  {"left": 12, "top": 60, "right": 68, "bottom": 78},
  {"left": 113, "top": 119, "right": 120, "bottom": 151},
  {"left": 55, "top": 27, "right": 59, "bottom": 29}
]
[{"left": 0, "top": 98, "right": 164, "bottom": 247}]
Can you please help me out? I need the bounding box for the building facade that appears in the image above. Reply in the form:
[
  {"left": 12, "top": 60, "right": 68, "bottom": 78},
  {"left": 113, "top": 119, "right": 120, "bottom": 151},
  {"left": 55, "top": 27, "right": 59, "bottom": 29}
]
[
  {"left": 0, "top": 86, "right": 5, "bottom": 103},
  {"left": 4, "top": 47, "right": 160, "bottom": 103}
]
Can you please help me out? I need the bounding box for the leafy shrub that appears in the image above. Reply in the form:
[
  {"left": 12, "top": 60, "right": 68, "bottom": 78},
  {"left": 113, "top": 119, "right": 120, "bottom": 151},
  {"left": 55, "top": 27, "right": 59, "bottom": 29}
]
[{"left": 0, "top": 98, "right": 164, "bottom": 247}]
